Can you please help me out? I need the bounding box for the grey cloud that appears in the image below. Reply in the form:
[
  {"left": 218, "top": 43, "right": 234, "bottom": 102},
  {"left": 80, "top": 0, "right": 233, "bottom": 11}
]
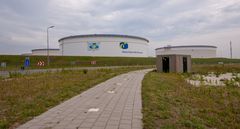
[
  {"left": 223, "top": 3, "right": 240, "bottom": 12},
  {"left": 0, "top": 0, "right": 240, "bottom": 57},
  {"left": 0, "top": 0, "right": 49, "bottom": 16}
]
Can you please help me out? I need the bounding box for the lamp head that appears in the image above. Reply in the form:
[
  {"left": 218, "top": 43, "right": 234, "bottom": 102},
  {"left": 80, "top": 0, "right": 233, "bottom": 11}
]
[{"left": 48, "top": 26, "right": 55, "bottom": 29}]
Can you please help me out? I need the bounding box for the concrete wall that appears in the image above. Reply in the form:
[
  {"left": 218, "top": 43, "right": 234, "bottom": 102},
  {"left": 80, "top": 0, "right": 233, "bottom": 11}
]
[
  {"left": 156, "top": 55, "right": 191, "bottom": 73},
  {"left": 59, "top": 36, "right": 149, "bottom": 57},
  {"left": 175, "top": 55, "right": 191, "bottom": 73}
]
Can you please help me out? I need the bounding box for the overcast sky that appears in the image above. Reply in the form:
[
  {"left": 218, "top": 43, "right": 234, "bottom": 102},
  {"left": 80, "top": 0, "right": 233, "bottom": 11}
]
[{"left": 0, "top": 0, "right": 240, "bottom": 58}]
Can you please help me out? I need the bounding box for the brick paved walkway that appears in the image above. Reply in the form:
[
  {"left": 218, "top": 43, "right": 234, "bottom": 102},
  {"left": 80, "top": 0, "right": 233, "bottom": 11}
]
[{"left": 17, "top": 69, "right": 152, "bottom": 129}]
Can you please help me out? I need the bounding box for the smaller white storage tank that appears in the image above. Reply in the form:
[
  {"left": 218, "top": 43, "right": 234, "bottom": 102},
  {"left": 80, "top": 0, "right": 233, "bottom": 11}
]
[
  {"left": 31, "top": 49, "right": 60, "bottom": 56},
  {"left": 155, "top": 45, "right": 217, "bottom": 58}
]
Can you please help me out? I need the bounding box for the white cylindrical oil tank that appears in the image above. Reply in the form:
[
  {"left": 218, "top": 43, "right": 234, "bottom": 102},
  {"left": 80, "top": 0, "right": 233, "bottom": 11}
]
[
  {"left": 31, "top": 49, "right": 60, "bottom": 56},
  {"left": 155, "top": 45, "right": 217, "bottom": 58},
  {"left": 58, "top": 34, "right": 149, "bottom": 57}
]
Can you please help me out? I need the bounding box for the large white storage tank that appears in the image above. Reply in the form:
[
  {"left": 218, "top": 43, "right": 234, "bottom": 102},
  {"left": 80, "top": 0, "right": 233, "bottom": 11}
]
[
  {"left": 58, "top": 34, "right": 149, "bottom": 57},
  {"left": 31, "top": 49, "right": 60, "bottom": 56},
  {"left": 155, "top": 45, "right": 217, "bottom": 58}
]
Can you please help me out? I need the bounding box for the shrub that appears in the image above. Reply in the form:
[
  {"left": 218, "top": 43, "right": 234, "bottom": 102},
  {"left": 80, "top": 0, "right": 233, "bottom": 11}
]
[
  {"left": 224, "top": 79, "right": 238, "bottom": 87},
  {"left": 83, "top": 69, "right": 88, "bottom": 74},
  {"left": 9, "top": 72, "right": 23, "bottom": 78}
]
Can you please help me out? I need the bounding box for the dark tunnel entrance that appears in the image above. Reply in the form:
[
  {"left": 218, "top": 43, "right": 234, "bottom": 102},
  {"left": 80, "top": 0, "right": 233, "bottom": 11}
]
[
  {"left": 162, "top": 57, "right": 170, "bottom": 73},
  {"left": 183, "top": 57, "right": 188, "bottom": 73}
]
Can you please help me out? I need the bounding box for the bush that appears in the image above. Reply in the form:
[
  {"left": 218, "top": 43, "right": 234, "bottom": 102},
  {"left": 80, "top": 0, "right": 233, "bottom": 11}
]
[
  {"left": 0, "top": 120, "right": 8, "bottom": 129},
  {"left": 9, "top": 72, "right": 23, "bottom": 78},
  {"left": 83, "top": 69, "right": 88, "bottom": 74},
  {"left": 224, "top": 79, "right": 238, "bottom": 87}
]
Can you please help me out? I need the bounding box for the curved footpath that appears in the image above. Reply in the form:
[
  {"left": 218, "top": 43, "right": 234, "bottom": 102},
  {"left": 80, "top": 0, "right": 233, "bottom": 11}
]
[{"left": 17, "top": 69, "right": 152, "bottom": 129}]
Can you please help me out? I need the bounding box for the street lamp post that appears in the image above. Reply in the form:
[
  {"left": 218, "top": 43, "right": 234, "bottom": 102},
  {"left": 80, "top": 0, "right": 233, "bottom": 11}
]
[{"left": 47, "top": 26, "right": 54, "bottom": 66}]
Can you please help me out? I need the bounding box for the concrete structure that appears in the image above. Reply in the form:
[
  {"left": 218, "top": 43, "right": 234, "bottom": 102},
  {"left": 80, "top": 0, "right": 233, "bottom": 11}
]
[
  {"left": 31, "top": 49, "right": 60, "bottom": 56},
  {"left": 156, "top": 54, "right": 191, "bottom": 73},
  {"left": 17, "top": 69, "right": 152, "bottom": 129},
  {"left": 21, "top": 53, "right": 32, "bottom": 56},
  {"left": 155, "top": 45, "right": 217, "bottom": 58},
  {"left": 58, "top": 34, "right": 149, "bottom": 57}
]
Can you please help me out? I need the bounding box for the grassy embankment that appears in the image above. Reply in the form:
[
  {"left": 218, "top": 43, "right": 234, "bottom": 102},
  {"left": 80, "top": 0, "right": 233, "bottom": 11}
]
[
  {"left": 191, "top": 58, "right": 240, "bottom": 74},
  {"left": 1, "top": 55, "right": 240, "bottom": 71},
  {"left": 192, "top": 58, "right": 240, "bottom": 64},
  {"left": 0, "top": 55, "right": 155, "bottom": 70},
  {"left": 192, "top": 64, "right": 240, "bottom": 74},
  {"left": 142, "top": 71, "right": 240, "bottom": 129},
  {"left": 0, "top": 66, "right": 151, "bottom": 129}
]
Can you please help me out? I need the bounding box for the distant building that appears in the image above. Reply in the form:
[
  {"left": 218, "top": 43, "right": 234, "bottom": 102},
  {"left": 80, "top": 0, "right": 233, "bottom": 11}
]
[
  {"left": 155, "top": 45, "right": 217, "bottom": 58},
  {"left": 31, "top": 49, "right": 60, "bottom": 56}
]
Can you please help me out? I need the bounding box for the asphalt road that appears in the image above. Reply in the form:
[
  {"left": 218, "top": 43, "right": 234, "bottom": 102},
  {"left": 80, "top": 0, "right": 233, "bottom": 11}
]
[{"left": 0, "top": 65, "right": 152, "bottom": 78}]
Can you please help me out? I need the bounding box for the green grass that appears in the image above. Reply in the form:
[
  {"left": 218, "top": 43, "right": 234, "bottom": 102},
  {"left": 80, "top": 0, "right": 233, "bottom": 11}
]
[
  {"left": 0, "top": 66, "right": 151, "bottom": 129},
  {"left": 192, "top": 64, "right": 240, "bottom": 73},
  {"left": 192, "top": 58, "right": 240, "bottom": 64},
  {"left": 142, "top": 72, "right": 240, "bottom": 129},
  {"left": 1, "top": 55, "right": 240, "bottom": 71},
  {"left": 0, "top": 55, "right": 155, "bottom": 70}
]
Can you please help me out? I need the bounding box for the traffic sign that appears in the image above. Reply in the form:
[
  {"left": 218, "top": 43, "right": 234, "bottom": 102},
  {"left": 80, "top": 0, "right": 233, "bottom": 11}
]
[
  {"left": 24, "top": 57, "right": 30, "bottom": 67},
  {"left": 37, "top": 61, "right": 45, "bottom": 66}
]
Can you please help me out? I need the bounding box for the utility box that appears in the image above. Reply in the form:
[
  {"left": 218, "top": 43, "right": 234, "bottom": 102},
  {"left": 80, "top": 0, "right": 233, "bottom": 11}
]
[{"left": 156, "top": 54, "right": 191, "bottom": 73}]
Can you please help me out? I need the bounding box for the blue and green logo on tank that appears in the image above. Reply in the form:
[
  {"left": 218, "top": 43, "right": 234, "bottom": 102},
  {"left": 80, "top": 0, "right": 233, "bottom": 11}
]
[
  {"left": 88, "top": 42, "right": 99, "bottom": 51},
  {"left": 119, "top": 42, "right": 128, "bottom": 49}
]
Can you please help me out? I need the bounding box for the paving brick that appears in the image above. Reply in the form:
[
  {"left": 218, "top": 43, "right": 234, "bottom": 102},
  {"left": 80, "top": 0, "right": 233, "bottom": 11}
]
[
  {"left": 120, "top": 119, "right": 132, "bottom": 125},
  {"left": 107, "top": 120, "right": 119, "bottom": 126},
  {"left": 119, "top": 124, "right": 132, "bottom": 129},
  {"left": 84, "top": 118, "right": 96, "bottom": 123},
  {"left": 105, "top": 125, "right": 119, "bottom": 129},
  {"left": 97, "top": 117, "right": 108, "bottom": 122},
  {"left": 79, "top": 122, "right": 94, "bottom": 128},
  {"left": 92, "top": 126, "right": 105, "bottom": 129},
  {"left": 94, "top": 121, "right": 107, "bottom": 127}
]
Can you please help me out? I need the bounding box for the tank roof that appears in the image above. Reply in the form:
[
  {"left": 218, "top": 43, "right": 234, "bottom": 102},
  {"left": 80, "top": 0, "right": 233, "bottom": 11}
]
[
  {"left": 155, "top": 45, "right": 217, "bottom": 50},
  {"left": 32, "top": 48, "right": 60, "bottom": 51},
  {"left": 58, "top": 34, "right": 149, "bottom": 43}
]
